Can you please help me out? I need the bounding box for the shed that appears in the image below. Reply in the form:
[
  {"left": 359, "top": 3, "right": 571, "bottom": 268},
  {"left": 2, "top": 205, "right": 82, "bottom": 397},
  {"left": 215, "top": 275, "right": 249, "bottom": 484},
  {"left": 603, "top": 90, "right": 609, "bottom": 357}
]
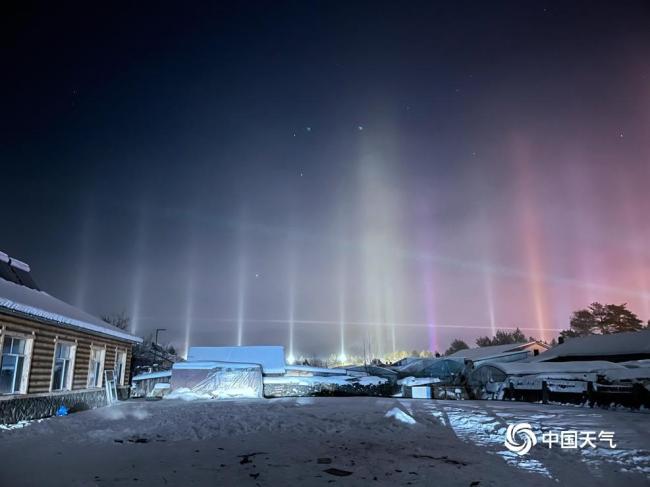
[{"left": 170, "top": 361, "right": 263, "bottom": 398}]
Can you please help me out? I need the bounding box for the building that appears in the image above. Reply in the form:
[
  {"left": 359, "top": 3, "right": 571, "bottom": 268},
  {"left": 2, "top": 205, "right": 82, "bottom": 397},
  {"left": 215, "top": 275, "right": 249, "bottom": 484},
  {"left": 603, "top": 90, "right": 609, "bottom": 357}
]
[
  {"left": 534, "top": 330, "right": 650, "bottom": 363},
  {"left": 446, "top": 340, "right": 549, "bottom": 366},
  {"left": 0, "top": 251, "right": 142, "bottom": 423}
]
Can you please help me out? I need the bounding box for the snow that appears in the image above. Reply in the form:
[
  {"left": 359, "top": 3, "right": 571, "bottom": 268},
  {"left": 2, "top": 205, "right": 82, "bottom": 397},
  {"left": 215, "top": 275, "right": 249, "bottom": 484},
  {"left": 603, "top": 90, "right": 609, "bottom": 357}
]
[
  {"left": 0, "top": 277, "right": 142, "bottom": 343},
  {"left": 485, "top": 360, "right": 627, "bottom": 377},
  {"left": 535, "top": 330, "right": 650, "bottom": 361},
  {"left": 0, "top": 398, "right": 647, "bottom": 486},
  {"left": 448, "top": 341, "right": 548, "bottom": 361},
  {"left": 9, "top": 257, "right": 30, "bottom": 272},
  {"left": 385, "top": 407, "right": 417, "bottom": 424},
  {"left": 398, "top": 376, "right": 441, "bottom": 386},
  {"left": 187, "top": 346, "right": 286, "bottom": 374},
  {"left": 0, "top": 251, "right": 8, "bottom": 263},
  {"left": 263, "top": 375, "right": 387, "bottom": 387}
]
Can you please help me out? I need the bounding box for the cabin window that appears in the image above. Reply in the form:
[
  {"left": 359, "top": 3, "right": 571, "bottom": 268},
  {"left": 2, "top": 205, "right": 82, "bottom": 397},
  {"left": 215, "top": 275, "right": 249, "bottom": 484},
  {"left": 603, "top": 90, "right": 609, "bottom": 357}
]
[
  {"left": 87, "top": 346, "right": 105, "bottom": 388},
  {"left": 114, "top": 350, "right": 127, "bottom": 385},
  {"left": 51, "top": 342, "right": 76, "bottom": 391},
  {"left": 0, "top": 335, "right": 32, "bottom": 394}
]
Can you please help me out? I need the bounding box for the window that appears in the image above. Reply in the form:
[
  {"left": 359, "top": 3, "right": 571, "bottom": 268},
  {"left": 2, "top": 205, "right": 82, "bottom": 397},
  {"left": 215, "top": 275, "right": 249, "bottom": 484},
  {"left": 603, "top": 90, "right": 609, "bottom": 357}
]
[
  {"left": 0, "top": 336, "right": 31, "bottom": 394},
  {"left": 51, "top": 342, "right": 75, "bottom": 391},
  {"left": 114, "top": 350, "right": 127, "bottom": 386},
  {"left": 87, "top": 346, "right": 105, "bottom": 388}
]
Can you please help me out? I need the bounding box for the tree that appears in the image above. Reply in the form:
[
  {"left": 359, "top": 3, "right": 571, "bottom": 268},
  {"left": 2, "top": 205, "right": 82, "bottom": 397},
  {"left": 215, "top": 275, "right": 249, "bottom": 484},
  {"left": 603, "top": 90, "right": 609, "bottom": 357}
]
[
  {"left": 562, "top": 302, "right": 644, "bottom": 338},
  {"left": 444, "top": 339, "right": 469, "bottom": 356},
  {"left": 475, "top": 327, "right": 529, "bottom": 347},
  {"left": 101, "top": 311, "right": 131, "bottom": 331}
]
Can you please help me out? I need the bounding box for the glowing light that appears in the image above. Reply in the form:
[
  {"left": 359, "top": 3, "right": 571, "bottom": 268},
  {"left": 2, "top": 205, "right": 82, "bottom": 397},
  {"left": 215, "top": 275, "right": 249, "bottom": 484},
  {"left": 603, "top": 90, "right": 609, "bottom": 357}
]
[
  {"left": 130, "top": 204, "right": 148, "bottom": 335},
  {"left": 513, "top": 138, "right": 550, "bottom": 340},
  {"left": 287, "top": 353, "right": 295, "bottom": 364},
  {"left": 236, "top": 253, "right": 246, "bottom": 346},
  {"left": 183, "top": 272, "right": 195, "bottom": 360}
]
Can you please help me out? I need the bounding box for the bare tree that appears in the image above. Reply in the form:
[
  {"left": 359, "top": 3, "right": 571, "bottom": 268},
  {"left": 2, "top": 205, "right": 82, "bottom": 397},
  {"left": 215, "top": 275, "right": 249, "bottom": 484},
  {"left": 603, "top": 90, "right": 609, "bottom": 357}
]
[{"left": 101, "top": 311, "right": 131, "bottom": 331}]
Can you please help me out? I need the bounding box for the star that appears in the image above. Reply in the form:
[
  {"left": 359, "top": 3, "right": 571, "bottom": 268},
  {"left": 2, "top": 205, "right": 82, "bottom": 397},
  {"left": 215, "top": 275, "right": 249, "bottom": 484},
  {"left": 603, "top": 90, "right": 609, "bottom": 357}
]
[
  {"left": 306, "top": 127, "right": 311, "bottom": 132},
  {"left": 357, "top": 125, "right": 364, "bottom": 131},
  {"left": 254, "top": 273, "right": 260, "bottom": 278}
]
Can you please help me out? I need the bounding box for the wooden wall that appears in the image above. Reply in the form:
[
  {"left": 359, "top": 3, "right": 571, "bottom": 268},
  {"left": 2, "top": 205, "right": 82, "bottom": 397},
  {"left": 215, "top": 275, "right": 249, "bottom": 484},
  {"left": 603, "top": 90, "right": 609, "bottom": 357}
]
[{"left": 0, "top": 312, "right": 134, "bottom": 395}]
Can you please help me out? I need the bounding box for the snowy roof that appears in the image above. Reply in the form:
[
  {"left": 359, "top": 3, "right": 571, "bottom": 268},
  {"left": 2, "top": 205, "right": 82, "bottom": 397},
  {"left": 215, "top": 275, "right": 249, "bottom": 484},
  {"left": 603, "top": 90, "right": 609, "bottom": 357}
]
[
  {"left": 0, "top": 277, "right": 142, "bottom": 343},
  {"left": 479, "top": 360, "right": 626, "bottom": 376},
  {"left": 186, "top": 346, "right": 286, "bottom": 374},
  {"left": 535, "top": 331, "right": 650, "bottom": 361},
  {"left": 132, "top": 370, "right": 172, "bottom": 381},
  {"left": 173, "top": 360, "right": 261, "bottom": 370},
  {"left": 447, "top": 341, "right": 547, "bottom": 361}
]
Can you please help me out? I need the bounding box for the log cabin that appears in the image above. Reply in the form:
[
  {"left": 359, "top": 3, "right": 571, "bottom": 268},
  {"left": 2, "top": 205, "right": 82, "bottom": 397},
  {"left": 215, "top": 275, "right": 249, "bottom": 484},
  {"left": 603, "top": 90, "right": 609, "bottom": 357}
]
[{"left": 0, "top": 250, "right": 142, "bottom": 423}]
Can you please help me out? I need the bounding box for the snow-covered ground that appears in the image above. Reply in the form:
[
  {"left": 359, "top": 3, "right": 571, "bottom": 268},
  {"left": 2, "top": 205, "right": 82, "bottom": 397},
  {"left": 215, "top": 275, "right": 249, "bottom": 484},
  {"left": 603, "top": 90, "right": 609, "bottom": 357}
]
[{"left": 0, "top": 398, "right": 648, "bottom": 486}]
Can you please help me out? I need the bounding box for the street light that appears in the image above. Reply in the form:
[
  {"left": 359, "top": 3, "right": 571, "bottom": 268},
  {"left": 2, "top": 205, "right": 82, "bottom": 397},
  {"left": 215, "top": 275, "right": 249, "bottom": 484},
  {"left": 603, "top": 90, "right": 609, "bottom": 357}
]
[{"left": 155, "top": 328, "right": 167, "bottom": 345}]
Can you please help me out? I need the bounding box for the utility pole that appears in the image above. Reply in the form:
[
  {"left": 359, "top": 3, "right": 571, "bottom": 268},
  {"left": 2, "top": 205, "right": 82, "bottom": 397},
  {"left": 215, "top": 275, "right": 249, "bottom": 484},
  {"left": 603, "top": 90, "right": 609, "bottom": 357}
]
[{"left": 155, "top": 328, "right": 167, "bottom": 345}]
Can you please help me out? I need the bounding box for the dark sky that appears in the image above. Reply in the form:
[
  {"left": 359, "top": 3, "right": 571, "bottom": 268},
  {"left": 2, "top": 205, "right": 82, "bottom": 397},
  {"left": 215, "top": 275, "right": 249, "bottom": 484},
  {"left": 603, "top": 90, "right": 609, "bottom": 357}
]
[{"left": 2, "top": 1, "right": 649, "bottom": 359}]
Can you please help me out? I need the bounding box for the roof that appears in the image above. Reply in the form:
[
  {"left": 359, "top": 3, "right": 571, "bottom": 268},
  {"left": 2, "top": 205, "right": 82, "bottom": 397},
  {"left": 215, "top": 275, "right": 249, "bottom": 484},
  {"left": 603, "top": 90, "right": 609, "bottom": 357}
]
[
  {"left": 132, "top": 370, "right": 172, "bottom": 381},
  {"left": 535, "top": 330, "right": 650, "bottom": 361},
  {"left": 479, "top": 360, "right": 627, "bottom": 376},
  {"left": 173, "top": 360, "right": 262, "bottom": 370},
  {"left": 0, "top": 276, "right": 142, "bottom": 343},
  {"left": 447, "top": 341, "right": 547, "bottom": 361},
  {"left": 187, "top": 346, "right": 286, "bottom": 374}
]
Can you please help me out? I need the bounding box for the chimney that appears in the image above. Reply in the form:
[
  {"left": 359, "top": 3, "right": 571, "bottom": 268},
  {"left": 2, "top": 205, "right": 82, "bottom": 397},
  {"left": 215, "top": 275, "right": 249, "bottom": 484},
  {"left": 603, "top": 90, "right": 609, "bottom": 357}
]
[
  {"left": 9, "top": 256, "right": 40, "bottom": 290},
  {"left": 0, "top": 251, "right": 21, "bottom": 284},
  {"left": 558, "top": 336, "right": 564, "bottom": 345}
]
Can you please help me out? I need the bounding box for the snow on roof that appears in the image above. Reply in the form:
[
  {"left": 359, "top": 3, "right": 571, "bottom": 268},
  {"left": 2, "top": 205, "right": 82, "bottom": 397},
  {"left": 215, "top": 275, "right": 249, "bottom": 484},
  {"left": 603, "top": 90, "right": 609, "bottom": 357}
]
[
  {"left": 447, "top": 341, "right": 547, "bottom": 360},
  {"left": 480, "top": 360, "right": 626, "bottom": 376},
  {"left": 0, "top": 252, "right": 8, "bottom": 263},
  {"left": 0, "top": 277, "right": 142, "bottom": 343},
  {"left": 535, "top": 331, "right": 650, "bottom": 361},
  {"left": 132, "top": 370, "right": 172, "bottom": 381},
  {"left": 173, "top": 360, "right": 261, "bottom": 370},
  {"left": 187, "top": 346, "right": 286, "bottom": 374},
  {"left": 9, "top": 258, "right": 30, "bottom": 272}
]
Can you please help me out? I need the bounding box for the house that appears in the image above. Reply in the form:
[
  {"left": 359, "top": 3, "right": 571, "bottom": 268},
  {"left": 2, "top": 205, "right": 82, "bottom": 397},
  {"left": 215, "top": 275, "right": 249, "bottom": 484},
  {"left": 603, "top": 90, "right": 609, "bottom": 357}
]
[
  {"left": 0, "top": 251, "right": 142, "bottom": 423},
  {"left": 534, "top": 330, "right": 650, "bottom": 363},
  {"left": 446, "top": 341, "right": 550, "bottom": 366}
]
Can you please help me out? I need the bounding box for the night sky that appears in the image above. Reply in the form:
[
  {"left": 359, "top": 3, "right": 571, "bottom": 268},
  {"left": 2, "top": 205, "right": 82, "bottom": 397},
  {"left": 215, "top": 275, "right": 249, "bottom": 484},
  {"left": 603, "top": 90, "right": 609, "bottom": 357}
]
[{"left": 2, "top": 1, "right": 649, "bottom": 358}]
